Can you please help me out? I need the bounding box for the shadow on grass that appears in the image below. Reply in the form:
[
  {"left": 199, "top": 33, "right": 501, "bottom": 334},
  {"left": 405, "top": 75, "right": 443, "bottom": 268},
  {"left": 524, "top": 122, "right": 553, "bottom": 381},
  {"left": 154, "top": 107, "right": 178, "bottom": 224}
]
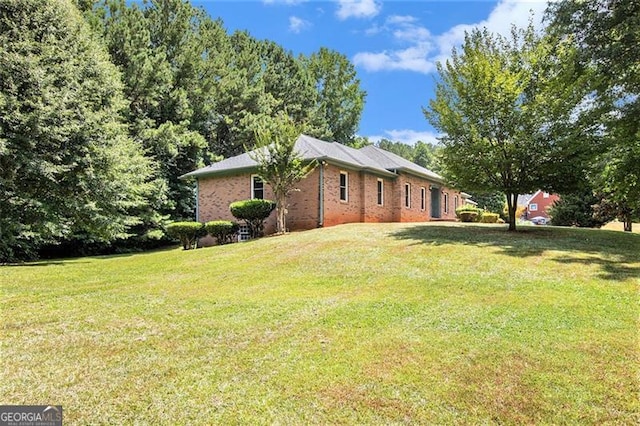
[
  {"left": 391, "top": 224, "right": 640, "bottom": 281},
  {"left": 2, "top": 260, "right": 71, "bottom": 267},
  {"left": 3, "top": 245, "right": 180, "bottom": 267}
]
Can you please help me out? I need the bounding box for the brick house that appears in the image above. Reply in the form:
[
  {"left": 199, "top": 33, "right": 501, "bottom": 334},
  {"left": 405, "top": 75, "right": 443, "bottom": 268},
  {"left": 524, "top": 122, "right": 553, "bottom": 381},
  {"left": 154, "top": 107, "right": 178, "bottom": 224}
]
[
  {"left": 523, "top": 190, "right": 560, "bottom": 220},
  {"left": 181, "top": 135, "right": 468, "bottom": 242}
]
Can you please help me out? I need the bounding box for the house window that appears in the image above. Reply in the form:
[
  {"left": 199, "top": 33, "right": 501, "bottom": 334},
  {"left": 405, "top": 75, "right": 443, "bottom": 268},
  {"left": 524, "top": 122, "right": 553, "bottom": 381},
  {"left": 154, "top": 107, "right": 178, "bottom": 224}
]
[
  {"left": 339, "top": 172, "right": 348, "bottom": 202},
  {"left": 238, "top": 224, "right": 251, "bottom": 242},
  {"left": 454, "top": 195, "right": 459, "bottom": 210},
  {"left": 529, "top": 203, "right": 538, "bottom": 211},
  {"left": 444, "top": 193, "right": 449, "bottom": 213},
  {"left": 420, "top": 187, "right": 426, "bottom": 211},
  {"left": 377, "top": 179, "right": 384, "bottom": 206},
  {"left": 405, "top": 183, "right": 411, "bottom": 208},
  {"left": 251, "top": 175, "right": 264, "bottom": 199}
]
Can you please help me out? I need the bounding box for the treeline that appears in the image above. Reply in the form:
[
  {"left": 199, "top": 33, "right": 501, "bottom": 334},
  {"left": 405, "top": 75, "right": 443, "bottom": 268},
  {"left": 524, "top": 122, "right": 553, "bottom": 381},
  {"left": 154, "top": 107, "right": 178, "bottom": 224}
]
[
  {"left": 375, "top": 139, "right": 441, "bottom": 173},
  {"left": 0, "top": 0, "right": 366, "bottom": 262}
]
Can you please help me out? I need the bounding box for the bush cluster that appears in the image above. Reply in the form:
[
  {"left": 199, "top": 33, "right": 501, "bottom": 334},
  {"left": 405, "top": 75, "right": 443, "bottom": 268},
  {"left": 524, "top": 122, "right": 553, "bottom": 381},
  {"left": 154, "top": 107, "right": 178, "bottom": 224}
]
[
  {"left": 205, "top": 220, "right": 239, "bottom": 245},
  {"left": 165, "top": 199, "right": 276, "bottom": 250},
  {"left": 455, "top": 205, "right": 484, "bottom": 222},
  {"left": 230, "top": 199, "right": 275, "bottom": 238},
  {"left": 479, "top": 213, "right": 500, "bottom": 223},
  {"left": 165, "top": 222, "right": 207, "bottom": 250}
]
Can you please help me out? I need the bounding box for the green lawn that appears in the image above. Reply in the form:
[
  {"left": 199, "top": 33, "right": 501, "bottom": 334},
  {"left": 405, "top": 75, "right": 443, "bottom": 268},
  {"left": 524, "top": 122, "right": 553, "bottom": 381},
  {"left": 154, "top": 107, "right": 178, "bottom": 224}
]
[{"left": 1, "top": 223, "right": 638, "bottom": 424}]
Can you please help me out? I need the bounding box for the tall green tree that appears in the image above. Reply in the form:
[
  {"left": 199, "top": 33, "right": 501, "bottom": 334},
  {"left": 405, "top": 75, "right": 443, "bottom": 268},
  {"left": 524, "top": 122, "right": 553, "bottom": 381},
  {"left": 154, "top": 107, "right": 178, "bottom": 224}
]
[
  {"left": 376, "top": 139, "right": 441, "bottom": 172},
  {"left": 303, "top": 47, "right": 366, "bottom": 145},
  {"left": 0, "top": 0, "right": 159, "bottom": 261},
  {"left": 251, "top": 114, "right": 316, "bottom": 234},
  {"left": 471, "top": 192, "right": 507, "bottom": 216},
  {"left": 425, "top": 24, "right": 592, "bottom": 231},
  {"left": 547, "top": 0, "right": 639, "bottom": 231},
  {"left": 209, "top": 30, "right": 273, "bottom": 158},
  {"left": 548, "top": 188, "right": 609, "bottom": 228},
  {"left": 87, "top": 0, "right": 215, "bottom": 220}
]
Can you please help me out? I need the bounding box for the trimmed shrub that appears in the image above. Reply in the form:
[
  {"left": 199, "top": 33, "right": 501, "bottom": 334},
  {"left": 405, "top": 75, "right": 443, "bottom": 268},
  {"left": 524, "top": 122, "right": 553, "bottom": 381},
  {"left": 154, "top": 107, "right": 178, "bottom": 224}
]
[
  {"left": 205, "top": 220, "right": 239, "bottom": 245},
  {"left": 480, "top": 213, "right": 500, "bottom": 223},
  {"left": 456, "top": 205, "right": 483, "bottom": 222},
  {"left": 165, "top": 221, "right": 206, "bottom": 250},
  {"left": 459, "top": 211, "right": 478, "bottom": 222},
  {"left": 230, "top": 199, "right": 276, "bottom": 239}
]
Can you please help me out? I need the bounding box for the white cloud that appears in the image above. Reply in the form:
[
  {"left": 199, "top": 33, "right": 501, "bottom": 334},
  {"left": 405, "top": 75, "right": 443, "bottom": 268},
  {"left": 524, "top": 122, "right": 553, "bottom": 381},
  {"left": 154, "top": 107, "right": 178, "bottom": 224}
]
[
  {"left": 289, "top": 16, "right": 311, "bottom": 33},
  {"left": 433, "top": 0, "right": 548, "bottom": 65},
  {"left": 354, "top": 0, "right": 550, "bottom": 74},
  {"left": 368, "top": 129, "right": 440, "bottom": 145},
  {"left": 336, "top": 0, "right": 382, "bottom": 20},
  {"left": 355, "top": 13, "right": 434, "bottom": 73},
  {"left": 386, "top": 15, "right": 417, "bottom": 25},
  {"left": 353, "top": 43, "right": 435, "bottom": 73}
]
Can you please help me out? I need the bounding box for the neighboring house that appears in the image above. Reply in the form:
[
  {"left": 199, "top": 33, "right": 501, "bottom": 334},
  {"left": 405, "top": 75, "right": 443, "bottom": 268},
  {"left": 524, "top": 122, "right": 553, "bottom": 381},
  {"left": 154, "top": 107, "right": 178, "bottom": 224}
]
[
  {"left": 522, "top": 190, "right": 560, "bottom": 220},
  {"left": 181, "top": 134, "right": 465, "bottom": 243}
]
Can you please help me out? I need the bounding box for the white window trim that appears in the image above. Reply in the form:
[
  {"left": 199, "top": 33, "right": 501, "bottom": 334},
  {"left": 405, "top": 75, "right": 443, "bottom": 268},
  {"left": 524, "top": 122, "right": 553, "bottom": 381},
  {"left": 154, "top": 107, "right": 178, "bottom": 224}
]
[
  {"left": 444, "top": 192, "right": 449, "bottom": 213},
  {"left": 251, "top": 174, "right": 264, "bottom": 199},
  {"left": 339, "top": 171, "right": 348, "bottom": 202},
  {"left": 543, "top": 192, "right": 550, "bottom": 198},
  {"left": 454, "top": 195, "right": 459, "bottom": 210},
  {"left": 529, "top": 203, "right": 538, "bottom": 211},
  {"left": 420, "top": 187, "right": 426, "bottom": 211},
  {"left": 377, "top": 179, "right": 384, "bottom": 206},
  {"left": 405, "top": 183, "right": 411, "bottom": 208}
]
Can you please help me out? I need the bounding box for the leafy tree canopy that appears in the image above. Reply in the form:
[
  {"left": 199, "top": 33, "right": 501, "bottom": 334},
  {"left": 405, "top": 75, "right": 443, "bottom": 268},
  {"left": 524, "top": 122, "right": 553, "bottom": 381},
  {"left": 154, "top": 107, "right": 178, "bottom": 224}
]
[
  {"left": 547, "top": 0, "right": 639, "bottom": 231},
  {"left": 425, "top": 23, "right": 593, "bottom": 230},
  {"left": 0, "top": 0, "right": 159, "bottom": 261},
  {"left": 251, "top": 113, "right": 316, "bottom": 234}
]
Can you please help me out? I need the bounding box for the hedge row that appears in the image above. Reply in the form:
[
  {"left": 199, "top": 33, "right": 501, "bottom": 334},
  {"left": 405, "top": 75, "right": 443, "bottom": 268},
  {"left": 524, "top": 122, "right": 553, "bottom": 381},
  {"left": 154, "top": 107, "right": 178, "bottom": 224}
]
[
  {"left": 165, "top": 199, "right": 276, "bottom": 250},
  {"left": 455, "top": 205, "right": 501, "bottom": 223},
  {"left": 165, "top": 220, "right": 239, "bottom": 250}
]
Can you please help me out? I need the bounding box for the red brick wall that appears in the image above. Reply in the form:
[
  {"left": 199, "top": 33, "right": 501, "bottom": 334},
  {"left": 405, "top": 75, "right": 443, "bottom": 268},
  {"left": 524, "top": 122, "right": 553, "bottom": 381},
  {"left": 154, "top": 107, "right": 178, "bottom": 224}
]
[
  {"left": 322, "top": 164, "right": 364, "bottom": 227},
  {"left": 391, "top": 173, "right": 461, "bottom": 222},
  {"left": 361, "top": 173, "right": 395, "bottom": 223},
  {"left": 286, "top": 168, "right": 321, "bottom": 231},
  {"left": 195, "top": 164, "right": 463, "bottom": 245},
  {"left": 394, "top": 173, "right": 431, "bottom": 222},
  {"left": 440, "top": 188, "right": 461, "bottom": 220}
]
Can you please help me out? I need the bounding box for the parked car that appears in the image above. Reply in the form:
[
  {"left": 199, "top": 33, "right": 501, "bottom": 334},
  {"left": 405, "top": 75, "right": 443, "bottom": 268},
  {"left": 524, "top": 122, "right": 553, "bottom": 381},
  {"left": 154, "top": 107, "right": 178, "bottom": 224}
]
[{"left": 530, "top": 216, "right": 547, "bottom": 225}]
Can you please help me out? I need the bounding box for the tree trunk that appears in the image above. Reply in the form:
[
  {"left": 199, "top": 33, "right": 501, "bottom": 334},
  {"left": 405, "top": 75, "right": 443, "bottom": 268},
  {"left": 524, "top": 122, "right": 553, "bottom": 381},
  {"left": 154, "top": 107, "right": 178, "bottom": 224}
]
[
  {"left": 506, "top": 192, "right": 517, "bottom": 232},
  {"left": 276, "top": 194, "right": 286, "bottom": 234},
  {"left": 623, "top": 214, "right": 632, "bottom": 232}
]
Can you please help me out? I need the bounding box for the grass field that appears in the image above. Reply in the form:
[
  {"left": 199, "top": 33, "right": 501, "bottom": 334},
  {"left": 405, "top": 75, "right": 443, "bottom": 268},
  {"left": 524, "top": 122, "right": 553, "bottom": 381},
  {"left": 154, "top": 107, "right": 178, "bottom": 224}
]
[{"left": 1, "top": 223, "right": 638, "bottom": 424}]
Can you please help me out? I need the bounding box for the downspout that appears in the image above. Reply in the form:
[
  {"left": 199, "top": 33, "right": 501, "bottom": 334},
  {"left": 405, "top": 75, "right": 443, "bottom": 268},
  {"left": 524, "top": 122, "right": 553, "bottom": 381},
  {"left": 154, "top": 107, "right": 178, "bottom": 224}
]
[
  {"left": 195, "top": 178, "right": 200, "bottom": 222},
  {"left": 318, "top": 161, "right": 325, "bottom": 227}
]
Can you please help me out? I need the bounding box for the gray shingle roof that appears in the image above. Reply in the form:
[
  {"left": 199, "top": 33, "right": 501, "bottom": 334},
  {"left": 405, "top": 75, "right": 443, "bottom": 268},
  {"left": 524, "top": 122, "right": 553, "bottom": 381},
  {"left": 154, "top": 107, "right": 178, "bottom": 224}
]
[
  {"left": 180, "top": 134, "right": 443, "bottom": 182},
  {"left": 358, "top": 145, "right": 443, "bottom": 182}
]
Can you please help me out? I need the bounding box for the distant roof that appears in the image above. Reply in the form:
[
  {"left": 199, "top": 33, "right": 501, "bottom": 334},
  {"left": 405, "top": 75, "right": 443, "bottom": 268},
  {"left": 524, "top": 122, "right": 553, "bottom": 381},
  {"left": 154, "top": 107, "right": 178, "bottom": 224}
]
[
  {"left": 517, "top": 193, "right": 535, "bottom": 206},
  {"left": 180, "top": 134, "right": 444, "bottom": 183}
]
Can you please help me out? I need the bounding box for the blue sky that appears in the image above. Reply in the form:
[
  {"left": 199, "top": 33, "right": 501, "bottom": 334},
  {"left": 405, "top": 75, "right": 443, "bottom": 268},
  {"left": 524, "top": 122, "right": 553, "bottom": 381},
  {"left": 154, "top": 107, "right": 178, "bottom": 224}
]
[{"left": 194, "top": 1, "right": 549, "bottom": 144}]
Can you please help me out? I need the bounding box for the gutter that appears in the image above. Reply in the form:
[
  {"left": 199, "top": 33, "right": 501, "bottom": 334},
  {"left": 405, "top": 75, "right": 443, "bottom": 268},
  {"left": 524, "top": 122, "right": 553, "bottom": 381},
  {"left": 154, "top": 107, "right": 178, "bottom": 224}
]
[
  {"left": 195, "top": 178, "right": 200, "bottom": 222},
  {"left": 318, "top": 161, "right": 324, "bottom": 227},
  {"left": 179, "top": 165, "right": 258, "bottom": 180}
]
